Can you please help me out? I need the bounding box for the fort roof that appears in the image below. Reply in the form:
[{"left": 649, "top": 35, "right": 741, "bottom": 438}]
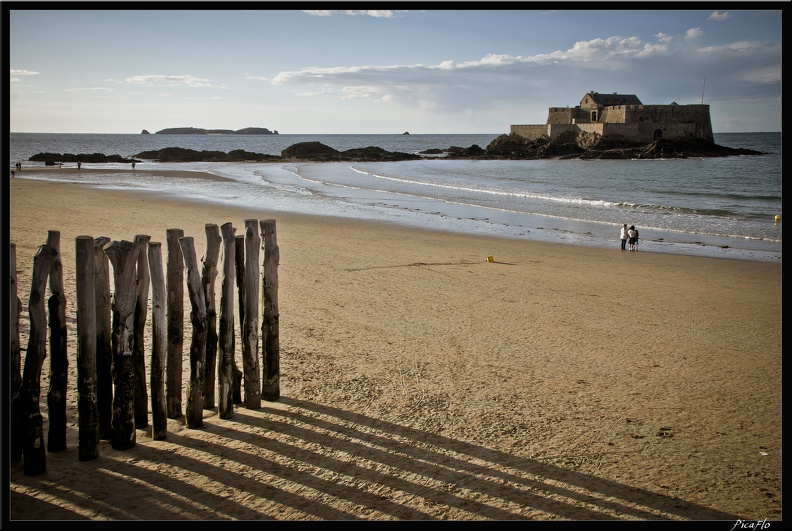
[{"left": 585, "top": 92, "right": 643, "bottom": 106}]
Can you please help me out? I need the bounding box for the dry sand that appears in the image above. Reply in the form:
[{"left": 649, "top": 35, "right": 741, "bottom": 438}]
[{"left": 7, "top": 170, "right": 782, "bottom": 521}]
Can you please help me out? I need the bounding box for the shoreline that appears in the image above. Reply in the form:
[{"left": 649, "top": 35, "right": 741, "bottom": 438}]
[
  {"left": 8, "top": 176, "right": 782, "bottom": 520},
  {"left": 10, "top": 167, "right": 783, "bottom": 264}
]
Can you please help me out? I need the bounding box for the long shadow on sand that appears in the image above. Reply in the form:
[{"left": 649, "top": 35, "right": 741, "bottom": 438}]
[
  {"left": 272, "top": 397, "right": 740, "bottom": 521},
  {"left": 8, "top": 396, "right": 741, "bottom": 522}
]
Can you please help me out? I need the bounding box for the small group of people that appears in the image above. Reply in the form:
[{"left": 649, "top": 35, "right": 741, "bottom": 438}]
[
  {"left": 620, "top": 223, "right": 640, "bottom": 251},
  {"left": 14, "top": 161, "right": 22, "bottom": 171}
]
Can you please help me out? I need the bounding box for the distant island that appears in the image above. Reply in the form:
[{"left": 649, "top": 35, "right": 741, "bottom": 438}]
[{"left": 149, "top": 127, "right": 279, "bottom": 135}]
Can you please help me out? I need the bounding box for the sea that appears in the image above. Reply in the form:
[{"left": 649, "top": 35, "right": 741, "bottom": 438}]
[{"left": 8, "top": 131, "right": 782, "bottom": 263}]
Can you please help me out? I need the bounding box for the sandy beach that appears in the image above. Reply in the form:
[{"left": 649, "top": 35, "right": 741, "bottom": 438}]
[{"left": 7, "top": 170, "right": 782, "bottom": 521}]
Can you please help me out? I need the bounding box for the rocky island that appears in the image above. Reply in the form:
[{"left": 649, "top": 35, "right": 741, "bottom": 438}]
[
  {"left": 28, "top": 133, "right": 763, "bottom": 166},
  {"left": 153, "top": 127, "right": 279, "bottom": 135}
]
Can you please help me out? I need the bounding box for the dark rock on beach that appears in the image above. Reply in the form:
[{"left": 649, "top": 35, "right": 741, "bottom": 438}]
[
  {"left": 134, "top": 147, "right": 280, "bottom": 162},
  {"left": 281, "top": 142, "right": 421, "bottom": 161},
  {"left": 444, "top": 145, "right": 487, "bottom": 158},
  {"left": 29, "top": 133, "right": 765, "bottom": 166},
  {"left": 477, "top": 132, "right": 764, "bottom": 160},
  {"left": 482, "top": 133, "right": 586, "bottom": 159},
  {"left": 28, "top": 152, "right": 140, "bottom": 164}
]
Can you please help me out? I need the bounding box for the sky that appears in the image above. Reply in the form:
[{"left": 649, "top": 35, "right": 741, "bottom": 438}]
[{"left": 6, "top": 5, "right": 783, "bottom": 134}]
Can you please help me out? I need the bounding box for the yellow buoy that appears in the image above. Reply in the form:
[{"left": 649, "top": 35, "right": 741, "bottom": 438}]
[
  {"left": 775, "top": 215, "right": 781, "bottom": 222},
  {"left": 487, "top": 256, "right": 494, "bottom": 262}
]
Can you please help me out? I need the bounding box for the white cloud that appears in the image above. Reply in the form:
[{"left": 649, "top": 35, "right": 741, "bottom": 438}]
[
  {"left": 125, "top": 74, "right": 225, "bottom": 88},
  {"left": 262, "top": 29, "right": 780, "bottom": 123},
  {"left": 64, "top": 87, "right": 113, "bottom": 92},
  {"left": 698, "top": 40, "right": 774, "bottom": 54},
  {"left": 708, "top": 11, "right": 731, "bottom": 22},
  {"left": 303, "top": 10, "right": 402, "bottom": 18},
  {"left": 10, "top": 69, "right": 39, "bottom": 76},
  {"left": 340, "top": 85, "right": 383, "bottom": 99},
  {"left": 685, "top": 27, "right": 704, "bottom": 39},
  {"left": 655, "top": 32, "right": 673, "bottom": 43},
  {"left": 272, "top": 35, "right": 669, "bottom": 89}
]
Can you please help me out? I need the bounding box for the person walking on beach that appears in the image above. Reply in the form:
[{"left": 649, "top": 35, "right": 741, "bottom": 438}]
[
  {"left": 627, "top": 225, "right": 637, "bottom": 251},
  {"left": 633, "top": 226, "right": 639, "bottom": 251},
  {"left": 77, "top": 161, "right": 82, "bottom": 170},
  {"left": 620, "top": 223, "right": 628, "bottom": 250},
  {"left": 132, "top": 162, "right": 136, "bottom": 170}
]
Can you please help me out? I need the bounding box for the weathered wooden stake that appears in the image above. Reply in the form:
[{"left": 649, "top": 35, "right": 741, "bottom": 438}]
[
  {"left": 233, "top": 234, "right": 245, "bottom": 405},
  {"left": 260, "top": 219, "right": 280, "bottom": 401},
  {"left": 105, "top": 240, "right": 141, "bottom": 450},
  {"left": 20, "top": 243, "right": 58, "bottom": 475},
  {"left": 148, "top": 242, "right": 168, "bottom": 440},
  {"left": 242, "top": 219, "right": 262, "bottom": 409},
  {"left": 201, "top": 224, "right": 221, "bottom": 409},
  {"left": 93, "top": 236, "right": 112, "bottom": 440},
  {"left": 75, "top": 236, "right": 99, "bottom": 461},
  {"left": 10, "top": 243, "right": 24, "bottom": 463},
  {"left": 46, "top": 230, "right": 68, "bottom": 452},
  {"left": 179, "top": 236, "right": 207, "bottom": 429},
  {"left": 218, "top": 222, "right": 236, "bottom": 419},
  {"left": 133, "top": 234, "right": 151, "bottom": 428},
  {"left": 166, "top": 228, "right": 184, "bottom": 419}
]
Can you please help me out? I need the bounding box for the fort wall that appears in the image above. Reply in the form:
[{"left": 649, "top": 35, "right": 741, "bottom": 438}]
[
  {"left": 510, "top": 121, "right": 711, "bottom": 143},
  {"left": 509, "top": 124, "right": 549, "bottom": 139},
  {"left": 513, "top": 96, "right": 714, "bottom": 144}
]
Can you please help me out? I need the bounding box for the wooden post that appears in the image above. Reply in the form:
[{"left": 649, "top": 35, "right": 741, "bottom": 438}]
[
  {"left": 93, "top": 236, "right": 112, "bottom": 441},
  {"left": 201, "top": 224, "right": 221, "bottom": 409},
  {"left": 166, "top": 228, "right": 184, "bottom": 419},
  {"left": 179, "top": 236, "right": 207, "bottom": 429},
  {"left": 10, "top": 243, "right": 24, "bottom": 463},
  {"left": 148, "top": 242, "right": 168, "bottom": 440},
  {"left": 260, "top": 219, "right": 280, "bottom": 401},
  {"left": 105, "top": 240, "right": 141, "bottom": 451},
  {"left": 242, "top": 219, "right": 261, "bottom": 409},
  {"left": 46, "top": 230, "right": 68, "bottom": 452},
  {"left": 233, "top": 234, "right": 245, "bottom": 405},
  {"left": 75, "top": 236, "right": 99, "bottom": 461},
  {"left": 218, "top": 222, "right": 236, "bottom": 419},
  {"left": 133, "top": 234, "right": 151, "bottom": 428},
  {"left": 19, "top": 243, "right": 58, "bottom": 475}
]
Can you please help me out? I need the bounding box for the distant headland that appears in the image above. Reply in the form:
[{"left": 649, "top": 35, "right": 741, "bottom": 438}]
[{"left": 141, "top": 127, "right": 278, "bottom": 135}]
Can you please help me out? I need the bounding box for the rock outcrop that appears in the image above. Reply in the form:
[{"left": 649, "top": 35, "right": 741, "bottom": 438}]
[
  {"left": 280, "top": 142, "right": 421, "bottom": 162},
  {"left": 30, "top": 134, "right": 764, "bottom": 166},
  {"left": 134, "top": 147, "right": 280, "bottom": 162},
  {"left": 479, "top": 132, "right": 762, "bottom": 160},
  {"left": 28, "top": 152, "right": 140, "bottom": 164}
]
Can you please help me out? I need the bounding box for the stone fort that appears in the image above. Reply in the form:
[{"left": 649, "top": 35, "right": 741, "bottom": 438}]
[{"left": 511, "top": 91, "right": 714, "bottom": 144}]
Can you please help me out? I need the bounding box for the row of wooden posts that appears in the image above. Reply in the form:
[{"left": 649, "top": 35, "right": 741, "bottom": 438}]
[{"left": 9, "top": 219, "right": 280, "bottom": 476}]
